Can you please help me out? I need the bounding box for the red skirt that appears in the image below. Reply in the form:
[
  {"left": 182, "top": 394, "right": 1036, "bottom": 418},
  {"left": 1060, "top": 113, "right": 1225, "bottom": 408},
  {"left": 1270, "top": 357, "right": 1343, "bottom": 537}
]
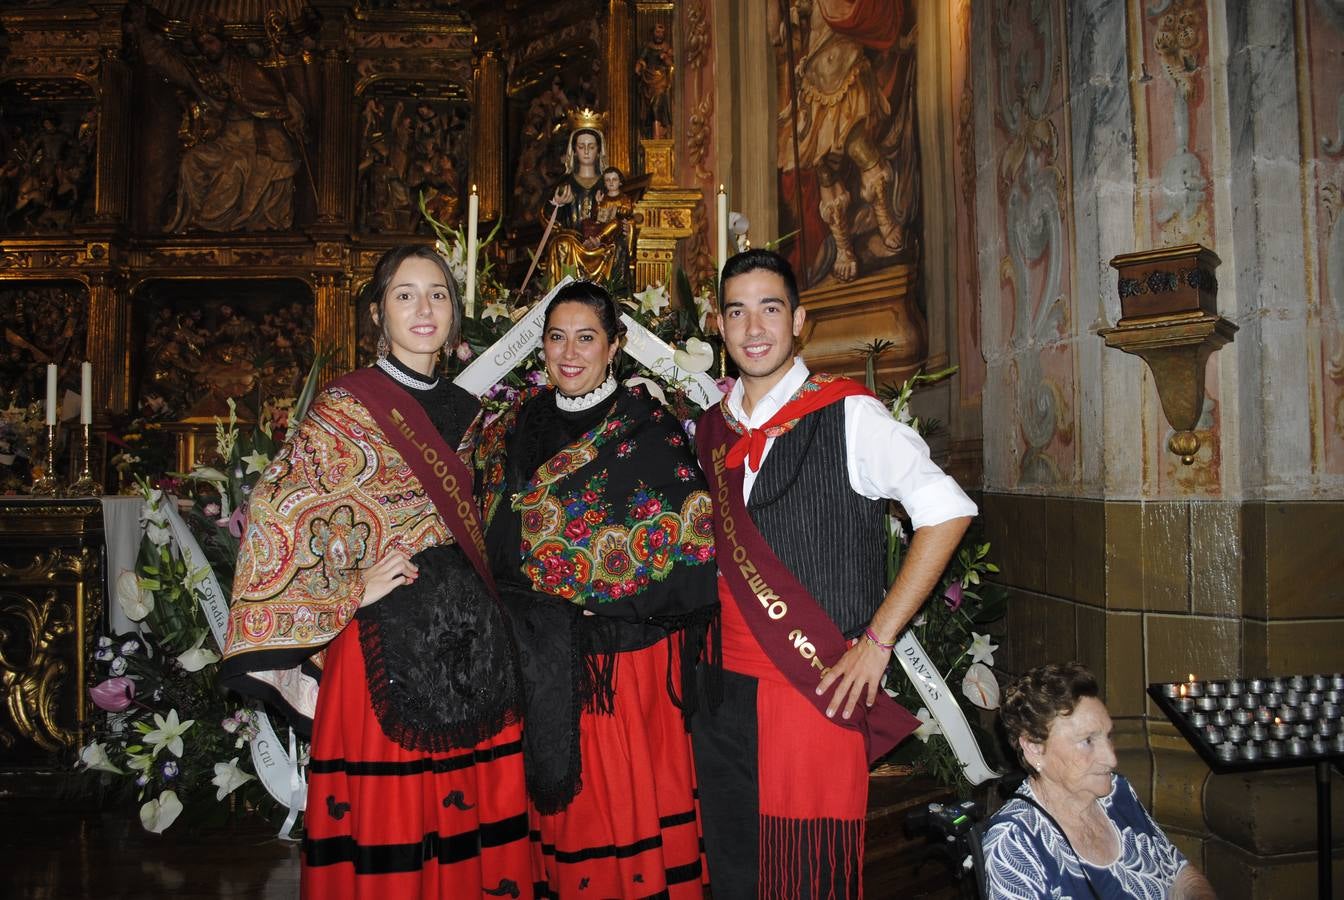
[
  {"left": 531, "top": 639, "right": 707, "bottom": 899},
  {"left": 302, "top": 621, "right": 537, "bottom": 899}
]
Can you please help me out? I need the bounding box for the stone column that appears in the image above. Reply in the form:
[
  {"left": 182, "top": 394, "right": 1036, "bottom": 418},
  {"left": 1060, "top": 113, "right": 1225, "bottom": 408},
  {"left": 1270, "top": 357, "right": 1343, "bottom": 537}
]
[{"left": 471, "top": 49, "right": 505, "bottom": 222}]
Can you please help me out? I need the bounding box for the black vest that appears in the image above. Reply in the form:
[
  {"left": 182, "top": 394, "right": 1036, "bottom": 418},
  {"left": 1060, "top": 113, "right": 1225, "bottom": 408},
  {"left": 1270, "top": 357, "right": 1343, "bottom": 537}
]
[{"left": 746, "top": 401, "right": 887, "bottom": 638}]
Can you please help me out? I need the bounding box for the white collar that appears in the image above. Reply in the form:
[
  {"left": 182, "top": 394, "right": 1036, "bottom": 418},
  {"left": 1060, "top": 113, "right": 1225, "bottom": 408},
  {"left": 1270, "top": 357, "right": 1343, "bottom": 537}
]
[
  {"left": 376, "top": 356, "right": 440, "bottom": 391},
  {"left": 727, "top": 358, "right": 810, "bottom": 428},
  {"left": 556, "top": 374, "right": 618, "bottom": 412}
]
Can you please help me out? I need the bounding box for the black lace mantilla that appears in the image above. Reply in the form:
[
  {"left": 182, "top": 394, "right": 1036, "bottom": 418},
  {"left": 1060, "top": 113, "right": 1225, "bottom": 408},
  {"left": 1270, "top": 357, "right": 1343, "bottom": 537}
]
[{"left": 357, "top": 544, "right": 521, "bottom": 752}]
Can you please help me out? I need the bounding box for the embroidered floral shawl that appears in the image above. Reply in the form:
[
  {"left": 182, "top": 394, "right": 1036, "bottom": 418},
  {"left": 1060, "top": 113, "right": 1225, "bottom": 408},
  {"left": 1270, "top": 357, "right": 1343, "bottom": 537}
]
[
  {"left": 479, "top": 384, "right": 716, "bottom": 618},
  {"left": 219, "top": 380, "right": 475, "bottom": 734}
]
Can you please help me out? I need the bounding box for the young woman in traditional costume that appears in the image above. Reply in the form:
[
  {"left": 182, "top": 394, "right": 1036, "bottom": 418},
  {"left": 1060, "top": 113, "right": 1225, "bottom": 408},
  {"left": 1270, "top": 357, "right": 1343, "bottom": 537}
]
[
  {"left": 219, "top": 245, "right": 534, "bottom": 899},
  {"left": 477, "top": 282, "right": 717, "bottom": 898}
]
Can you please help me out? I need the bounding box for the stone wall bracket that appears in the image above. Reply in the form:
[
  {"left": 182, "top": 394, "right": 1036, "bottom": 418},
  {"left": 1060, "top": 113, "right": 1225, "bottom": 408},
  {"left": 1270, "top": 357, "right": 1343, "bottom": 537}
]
[{"left": 1100, "top": 244, "right": 1237, "bottom": 465}]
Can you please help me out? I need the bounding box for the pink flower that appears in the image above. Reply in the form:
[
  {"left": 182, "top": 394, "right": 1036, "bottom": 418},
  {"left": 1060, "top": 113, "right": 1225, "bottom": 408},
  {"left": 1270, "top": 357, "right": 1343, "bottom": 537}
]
[
  {"left": 455, "top": 343, "right": 475, "bottom": 362},
  {"left": 227, "top": 506, "right": 247, "bottom": 538},
  {"left": 90, "top": 676, "right": 136, "bottom": 712},
  {"left": 943, "top": 581, "right": 964, "bottom": 612},
  {"left": 715, "top": 376, "right": 737, "bottom": 396}
]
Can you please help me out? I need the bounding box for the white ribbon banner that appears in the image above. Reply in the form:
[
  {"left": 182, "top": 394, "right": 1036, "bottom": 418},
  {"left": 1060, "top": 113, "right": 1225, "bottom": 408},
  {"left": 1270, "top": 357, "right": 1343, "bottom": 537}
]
[
  {"left": 161, "top": 501, "right": 306, "bottom": 827},
  {"left": 453, "top": 277, "right": 573, "bottom": 396},
  {"left": 893, "top": 633, "right": 999, "bottom": 785},
  {"left": 456, "top": 318, "right": 996, "bottom": 782},
  {"left": 617, "top": 314, "right": 722, "bottom": 410}
]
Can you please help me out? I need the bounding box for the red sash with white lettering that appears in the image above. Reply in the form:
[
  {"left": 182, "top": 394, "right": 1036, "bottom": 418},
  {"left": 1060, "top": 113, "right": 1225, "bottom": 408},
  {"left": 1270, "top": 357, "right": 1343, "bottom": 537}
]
[
  {"left": 697, "top": 400, "right": 918, "bottom": 763},
  {"left": 339, "top": 367, "right": 498, "bottom": 598}
]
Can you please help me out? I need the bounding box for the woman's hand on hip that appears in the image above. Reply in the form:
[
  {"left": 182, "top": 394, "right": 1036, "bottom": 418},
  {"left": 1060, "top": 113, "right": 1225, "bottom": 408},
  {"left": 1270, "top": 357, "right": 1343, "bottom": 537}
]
[{"left": 359, "top": 550, "right": 418, "bottom": 607}]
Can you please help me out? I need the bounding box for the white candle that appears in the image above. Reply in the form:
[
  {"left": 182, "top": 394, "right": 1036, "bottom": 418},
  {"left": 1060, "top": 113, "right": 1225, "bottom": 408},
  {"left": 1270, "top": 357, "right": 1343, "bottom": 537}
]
[
  {"left": 464, "top": 184, "right": 479, "bottom": 319},
  {"left": 45, "top": 364, "right": 57, "bottom": 426},
  {"left": 716, "top": 184, "right": 729, "bottom": 280},
  {"left": 80, "top": 362, "right": 92, "bottom": 425}
]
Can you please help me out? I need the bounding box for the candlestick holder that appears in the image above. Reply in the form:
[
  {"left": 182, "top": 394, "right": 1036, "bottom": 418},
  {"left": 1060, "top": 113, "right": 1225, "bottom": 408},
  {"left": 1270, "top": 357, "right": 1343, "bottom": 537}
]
[
  {"left": 67, "top": 423, "right": 103, "bottom": 497},
  {"left": 29, "top": 423, "right": 61, "bottom": 496}
]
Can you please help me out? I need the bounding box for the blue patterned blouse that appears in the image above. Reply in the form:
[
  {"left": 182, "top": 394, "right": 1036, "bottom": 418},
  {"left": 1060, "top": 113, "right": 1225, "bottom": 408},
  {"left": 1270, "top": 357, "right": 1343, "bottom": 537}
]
[{"left": 981, "top": 774, "right": 1188, "bottom": 900}]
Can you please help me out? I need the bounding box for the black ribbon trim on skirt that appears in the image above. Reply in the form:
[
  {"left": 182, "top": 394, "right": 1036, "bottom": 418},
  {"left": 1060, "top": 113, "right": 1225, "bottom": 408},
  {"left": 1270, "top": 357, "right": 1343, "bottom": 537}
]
[
  {"left": 307, "top": 738, "right": 523, "bottom": 776},
  {"left": 532, "top": 805, "right": 701, "bottom": 865},
  {"left": 304, "top": 812, "right": 530, "bottom": 873}
]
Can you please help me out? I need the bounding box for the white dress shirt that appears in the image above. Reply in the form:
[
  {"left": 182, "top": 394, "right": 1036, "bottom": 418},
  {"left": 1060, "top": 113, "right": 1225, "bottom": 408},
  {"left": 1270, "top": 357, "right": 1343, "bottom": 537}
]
[{"left": 724, "top": 358, "right": 978, "bottom": 530}]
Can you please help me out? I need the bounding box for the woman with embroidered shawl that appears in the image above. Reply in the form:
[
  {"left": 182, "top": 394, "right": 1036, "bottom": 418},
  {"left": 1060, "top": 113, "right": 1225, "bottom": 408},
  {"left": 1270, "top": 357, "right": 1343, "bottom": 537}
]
[
  {"left": 219, "top": 245, "right": 534, "bottom": 899},
  {"left": 477, "top": 282, "right": 717, "bottom": 898}
]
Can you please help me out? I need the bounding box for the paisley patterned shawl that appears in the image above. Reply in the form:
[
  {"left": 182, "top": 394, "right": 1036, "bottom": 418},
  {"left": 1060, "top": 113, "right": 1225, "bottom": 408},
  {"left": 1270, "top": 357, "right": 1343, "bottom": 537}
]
[
  {"left": 219, "top": 380, "right": 472, "bottom": 733},
  {"left": 478, "top": 383, "right": 716, "bottom": 621}
]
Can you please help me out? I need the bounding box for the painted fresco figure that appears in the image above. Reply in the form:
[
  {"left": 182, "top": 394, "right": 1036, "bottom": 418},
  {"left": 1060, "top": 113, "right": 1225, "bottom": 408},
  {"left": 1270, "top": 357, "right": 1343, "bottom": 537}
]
[{"left": 772, "top": 0, "right": 911, "bottom": 283}]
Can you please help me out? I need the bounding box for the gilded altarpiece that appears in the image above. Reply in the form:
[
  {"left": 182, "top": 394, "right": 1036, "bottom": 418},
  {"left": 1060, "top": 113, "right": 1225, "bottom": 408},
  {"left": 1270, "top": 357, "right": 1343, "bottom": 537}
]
[{"left": 0, "top": 500, "right": 103, "bottom": 788}]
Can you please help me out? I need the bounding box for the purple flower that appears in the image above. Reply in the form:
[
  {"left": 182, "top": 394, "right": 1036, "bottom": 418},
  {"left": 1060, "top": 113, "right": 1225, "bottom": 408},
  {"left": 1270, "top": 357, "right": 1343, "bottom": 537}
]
[
  {"left": 161, "top": 760, "right": 179, "bottom": 780},
  {"left": 90, "top": 676, "right": 136, "bottom": 712},
  {"left": 525, "top": 369, "right": 547, "bottom": 387},
  {"left": 119, "top": 639, "right": 140, "bottom": 656},
  {"left": 943, "top": 581, "right": 964, "bottom": 612},
  {"left": 203, "top": 502, "right": 220, "bottom": 517}
]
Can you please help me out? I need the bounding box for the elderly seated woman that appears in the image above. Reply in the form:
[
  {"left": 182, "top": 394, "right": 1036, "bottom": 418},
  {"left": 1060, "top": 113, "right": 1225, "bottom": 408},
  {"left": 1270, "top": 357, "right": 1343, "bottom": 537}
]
[{"left": 982, "top": 662, "right": 1217, "bottom": 900}]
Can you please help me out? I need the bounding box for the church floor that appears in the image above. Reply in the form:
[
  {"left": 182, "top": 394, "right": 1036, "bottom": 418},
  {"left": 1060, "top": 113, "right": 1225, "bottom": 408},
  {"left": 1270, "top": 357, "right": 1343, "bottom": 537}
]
[{"left": 0, "top": 776, "right": 963, "bottom": 899}]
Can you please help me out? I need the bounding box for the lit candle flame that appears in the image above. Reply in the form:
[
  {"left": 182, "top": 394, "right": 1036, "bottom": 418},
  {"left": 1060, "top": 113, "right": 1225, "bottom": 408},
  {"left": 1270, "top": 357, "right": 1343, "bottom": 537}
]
[
  {"left": 1178, "top": 685, "right": 1186, "bottom": 697},
  {"left": 1188, "top": 673, "right": 1196, "bottom": 683}
]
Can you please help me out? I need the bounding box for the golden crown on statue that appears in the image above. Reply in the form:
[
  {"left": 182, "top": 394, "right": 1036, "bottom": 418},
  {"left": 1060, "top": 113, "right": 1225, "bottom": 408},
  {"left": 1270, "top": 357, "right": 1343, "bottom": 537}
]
[{"left": 567, "top": 108, "right": 607, "bottom": 132}]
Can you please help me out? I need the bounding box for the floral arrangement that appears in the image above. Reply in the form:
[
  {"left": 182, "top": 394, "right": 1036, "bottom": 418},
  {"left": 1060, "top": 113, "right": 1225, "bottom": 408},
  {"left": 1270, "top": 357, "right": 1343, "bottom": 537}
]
[
  {"left": 419, "top": 200, "right": 723, "bottom": 423},
  {"left": 74, "top": 360, "right": 328, "bottom": 832},
  {"left": 866, "top": 355, "right": 1009, "bottom": 794},
  {"left": 0, "top": 399, "right": 43, "bottom": 492}
]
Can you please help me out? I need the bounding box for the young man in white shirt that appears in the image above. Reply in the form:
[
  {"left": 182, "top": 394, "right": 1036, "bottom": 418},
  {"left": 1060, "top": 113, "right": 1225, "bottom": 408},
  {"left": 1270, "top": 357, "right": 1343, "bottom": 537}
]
[{"left": 692, "top": 249, "right": 975, "bottom": 897}]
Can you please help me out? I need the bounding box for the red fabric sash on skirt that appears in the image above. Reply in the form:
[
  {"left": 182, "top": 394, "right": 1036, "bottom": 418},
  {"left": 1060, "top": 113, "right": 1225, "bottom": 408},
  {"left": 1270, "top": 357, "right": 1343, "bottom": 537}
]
[
  {"left": 697, "top": 400, "right": 918, "bottom": 764},
  {"left": 339, "top": 367, "right": 497, "bottom": 598}
]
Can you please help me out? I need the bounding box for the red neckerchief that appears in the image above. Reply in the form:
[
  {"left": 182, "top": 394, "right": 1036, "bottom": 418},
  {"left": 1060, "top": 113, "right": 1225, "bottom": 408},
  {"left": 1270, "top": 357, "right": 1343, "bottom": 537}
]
[{"left": 723, "top": 373, "right": 875, "bottom": 471}]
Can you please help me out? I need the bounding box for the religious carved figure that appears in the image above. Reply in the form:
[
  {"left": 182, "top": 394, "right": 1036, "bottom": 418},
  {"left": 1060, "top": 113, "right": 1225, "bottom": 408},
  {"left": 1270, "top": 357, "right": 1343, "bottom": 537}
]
[
  {"left": 0, "top": 109, "right": 95, "bottom": 232},
  {"left": 541, "top": 121, "right": 613, "bottom": 285},
  {"left": 772, "top": 0, "right": 917, "bottom": 285},
  {"left": 356, "top": 96, "right": 466, "bottom": 233},
  {"left": 511, "top": 76, "right": 572, "bottom": 223},
  {"left": 635, "top": 22, "right": 674, "bottom": 139},
  {"left": 131, "top": 11, "right": 311, "bottom": 233}
]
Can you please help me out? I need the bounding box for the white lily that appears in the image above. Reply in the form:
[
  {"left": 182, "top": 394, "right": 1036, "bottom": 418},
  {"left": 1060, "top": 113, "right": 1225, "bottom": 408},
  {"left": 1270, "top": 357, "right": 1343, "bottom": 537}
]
[
  {"left": 962, "top": 662, "right": 1001, "bottom": 710},
  {"left": 139, "top": 790, "right": 183, "bottom": 833},
  {"left": 126, "top": 751, "right": 154, "bottom": 773},
  {"left": 673, "top": 337, "right": 715, "bottom": 373},
  {"left": 79, "top": 741, "right": 124, "bottom": 775},
  {"left": 692, "top": 293, "right": 714, "bottom": 330},
  {"left": 913, "top": 706, "right": 942, "bottom": 743},
  {"left": 241, "top": 450, "right": 270, "bottom": 475},
  {"left": 634, "top": 283, "right": 670, "bottom": 316},
  {"left": 144, "top": 709, "right": 195, "bottom": 758},
  {"left": 177, "top": 632, "right": 220, "bottom": 673},
  {"left": 212, "top": 756, "right": 257, "bottom": 801},
  {"left": 482, "top": 299, "right": 510, "bottom": 321},
  {"left": 116, "top": 570, "right": 155, "bottom": 622},
  {"left": 968, "top": 632, "right": 999, "bottom": 667}
]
